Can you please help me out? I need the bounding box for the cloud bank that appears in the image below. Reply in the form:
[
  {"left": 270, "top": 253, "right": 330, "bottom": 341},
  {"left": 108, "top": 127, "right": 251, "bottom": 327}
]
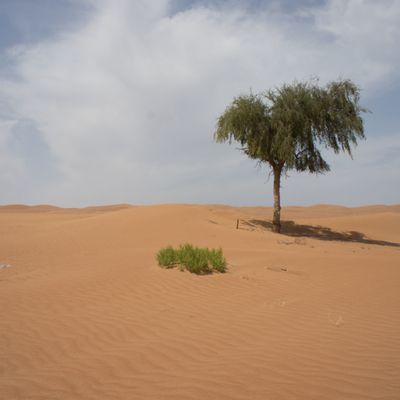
[{"left": 0, "top": 0, "right": 399, "bottom": 206}]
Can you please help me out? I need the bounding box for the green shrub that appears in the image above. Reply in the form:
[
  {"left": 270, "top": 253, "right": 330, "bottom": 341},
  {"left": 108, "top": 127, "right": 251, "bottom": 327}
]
[
  {"left": 156, "top": 244, "right": 227, "bottom": 274},
  {"left": 157, "top": 246, "right": 178, "bottom": 268},
  {"left": 208, "top": 248, "right": 227, "bottom": 273},
  {"left": 178, "top": 244, "right": 211, "bottom": 274}
]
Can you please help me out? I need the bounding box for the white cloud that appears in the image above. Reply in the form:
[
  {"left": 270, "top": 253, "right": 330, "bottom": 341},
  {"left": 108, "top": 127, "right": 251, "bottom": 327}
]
[
  {"left": 0, "top": 119, "right": 26, "bottom": 190},
  {"left": 310, "top": 0, "right": 400, "bottom": 92},
  {"left": 0, "top": 0, "right": 399, "bottom": 206}
]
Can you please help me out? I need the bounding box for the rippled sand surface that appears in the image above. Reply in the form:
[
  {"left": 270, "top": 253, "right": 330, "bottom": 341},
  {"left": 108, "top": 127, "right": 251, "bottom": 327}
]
[{"left": 1, "top": 204, "right": 399, "bottom": 399}]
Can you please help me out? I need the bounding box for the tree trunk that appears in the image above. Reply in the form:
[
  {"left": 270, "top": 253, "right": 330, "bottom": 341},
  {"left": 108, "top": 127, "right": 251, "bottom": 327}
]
[{"left": 272, "top": 166, "right": 282, "bottom": 233}]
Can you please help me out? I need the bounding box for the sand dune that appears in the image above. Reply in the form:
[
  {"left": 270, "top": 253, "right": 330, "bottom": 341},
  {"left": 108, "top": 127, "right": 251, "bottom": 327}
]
[{"left": 1, "top": 204, "right": 399, "bottom": 399}]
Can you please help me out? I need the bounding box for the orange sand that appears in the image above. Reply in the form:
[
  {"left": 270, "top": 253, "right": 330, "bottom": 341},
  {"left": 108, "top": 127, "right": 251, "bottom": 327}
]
[{"left": 1, "top": 204, "right": 399, "bottom": 399}]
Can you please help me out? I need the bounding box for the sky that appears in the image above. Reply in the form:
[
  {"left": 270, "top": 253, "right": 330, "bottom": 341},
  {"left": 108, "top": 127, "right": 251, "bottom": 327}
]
[{"left": 0, "top": 0, "right": 399, "bottom": 207}]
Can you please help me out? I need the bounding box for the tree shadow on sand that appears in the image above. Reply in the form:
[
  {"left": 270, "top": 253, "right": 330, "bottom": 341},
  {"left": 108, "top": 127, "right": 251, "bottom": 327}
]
[{"left": 242, "top": 219, "right": 400, "bottom": 248}]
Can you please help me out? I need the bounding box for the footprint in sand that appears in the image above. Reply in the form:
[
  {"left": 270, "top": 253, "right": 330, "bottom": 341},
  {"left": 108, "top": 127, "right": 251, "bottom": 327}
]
[{"left": 329, "top": 313, "right": 344, "bottom": 327}]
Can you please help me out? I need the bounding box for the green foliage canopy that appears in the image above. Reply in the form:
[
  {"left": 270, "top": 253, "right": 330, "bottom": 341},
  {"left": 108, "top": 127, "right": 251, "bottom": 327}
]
[{"left": 215, "top": 79, "right": 367, "bottom": 174}]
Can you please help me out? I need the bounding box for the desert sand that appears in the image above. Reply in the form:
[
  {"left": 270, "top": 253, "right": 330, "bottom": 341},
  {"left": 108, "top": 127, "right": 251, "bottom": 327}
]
[{"left": 0, "top": 203, "right": 399, "bottom": 400}]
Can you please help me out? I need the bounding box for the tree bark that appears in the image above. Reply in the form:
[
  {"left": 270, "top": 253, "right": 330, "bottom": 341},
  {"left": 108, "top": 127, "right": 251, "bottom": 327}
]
[{"left": 272, "top": 165, "right": 282, "bottom": 233}]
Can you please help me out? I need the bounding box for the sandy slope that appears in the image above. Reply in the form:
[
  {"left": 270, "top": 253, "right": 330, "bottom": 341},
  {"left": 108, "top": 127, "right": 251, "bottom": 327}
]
[{"left": 0, "top": 204, "right": 399, "bottom": 400}]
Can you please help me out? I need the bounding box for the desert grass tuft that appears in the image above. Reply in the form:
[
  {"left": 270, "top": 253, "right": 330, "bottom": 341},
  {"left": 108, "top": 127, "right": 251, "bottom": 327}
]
[
  {"left": 156, "top": 246, "right": 178, "bottom": 268},
  {"left": 156, "top": 244, "right": 227, "bottom": 274}
]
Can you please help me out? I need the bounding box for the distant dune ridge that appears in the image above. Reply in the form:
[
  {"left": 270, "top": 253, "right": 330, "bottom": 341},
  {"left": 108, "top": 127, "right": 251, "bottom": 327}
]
[{"left": 1, "top": 204, "right": 399, "bottom": 399}]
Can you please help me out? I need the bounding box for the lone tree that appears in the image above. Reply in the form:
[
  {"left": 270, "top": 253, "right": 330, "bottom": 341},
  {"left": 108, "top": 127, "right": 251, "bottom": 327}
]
[{"left": 214, "top": 79, "right": 367, "bottom": 233}]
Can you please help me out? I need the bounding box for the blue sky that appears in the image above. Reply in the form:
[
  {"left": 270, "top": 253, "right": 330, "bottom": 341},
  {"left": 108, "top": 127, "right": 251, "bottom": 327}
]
[{"left": 0, "top": 0, "right": 399, "bottom": 207}]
